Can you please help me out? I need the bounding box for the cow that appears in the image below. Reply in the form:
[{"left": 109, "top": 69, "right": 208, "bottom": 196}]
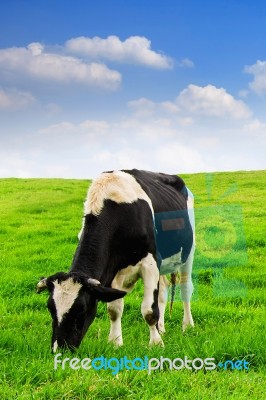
[{"left": 37, "top": 169, "right": 195, "bottom": 352}]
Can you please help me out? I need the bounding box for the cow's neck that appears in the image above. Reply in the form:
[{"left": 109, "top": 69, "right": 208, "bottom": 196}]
[
  {"left": 70, "top": 235, "right": 105, "bottom": 280},
  {"left": 70, "top": 216, "right": 114, "bottom": 285}
]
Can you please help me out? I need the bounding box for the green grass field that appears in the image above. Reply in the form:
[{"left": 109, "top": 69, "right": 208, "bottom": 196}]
[{"left": 0, "top": 170, "right": 265, "bottom": 399}]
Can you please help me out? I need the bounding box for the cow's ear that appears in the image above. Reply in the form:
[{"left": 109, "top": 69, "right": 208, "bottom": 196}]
[{"left": 91, "top": 286, "right": 127, "bottom": 302}]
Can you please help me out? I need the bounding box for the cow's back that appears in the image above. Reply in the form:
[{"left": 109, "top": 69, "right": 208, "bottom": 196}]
[
  {"left": 124, "top": 169, "right": 193, "bottom": 266},
  {"left": 123, "top": 169, "right": 187, "bottom": 213}
]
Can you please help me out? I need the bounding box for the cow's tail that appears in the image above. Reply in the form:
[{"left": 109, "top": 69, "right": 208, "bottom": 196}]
[{"left": 170, "top": 273, "right": 177, "bottom": 316}]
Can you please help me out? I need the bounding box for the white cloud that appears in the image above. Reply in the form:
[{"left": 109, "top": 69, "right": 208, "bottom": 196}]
[
  {"left": 177, "top": 58, "right": 195, "bottom": 68},
  {"left": 0, "top": 88, "right": 35, "bottom": 109},
  {"left": 92, "top": 147, "right": 152, "bottom": 172},
  {"left": 177, "top": 84, "right": 252, "bottom": 119},
  {"left": 28, "top": 42, "right": 44, "bottom": 56},
  {"left": 156, "top": 142, "right": 210, "bottom": 173},
  {"left": 195, "top": 136, "right": 220, "bottom": 150},
  {"left": 160, "top": 101, "right": 180, "bottom": 114},
  {"left": 0, "top": 42, "right": 121, "bottom": 90},
  {"left": 127, "top": 85, "right": 252, "bottom": 122},
  {"left": 0, "top": 151, "right": 35, "bottom": 177},
  {"left": 127, "top": 98, "right": 156, "bottom": 118},
  {"left": 38, "top": 119, "right": 110, "bottom": 145},
  {"left": 127, "top": 97, "right": 180, "bottom": 119},
  {"left": 1, "top": 105, "right": 264, "bottom": 179},
  {"left": 1, "top": 80, "right": 264, "bottom": 179},
  {"left": 244, "top": 60, "right": 266, "bottom": 94},
  {"left": 116, "top": 115, "right": 178, "bottom": 141},
  {"left": 44, "top": 164, "right": 72, "bottom": 178},
  {"left": 39, "top": 121, "right": 76, "bottom": 136},
  {"left": 243, "top": 118, "right": 266, "bottom": 143},
  {"left": 66, "top": 35, "right": 173, "bottom": 69},
  {"left": 79, "top": 120, "right": 110, "bottom": 132},
  {"left": 238, "top": 89, "right": 249, "bottom": 98},
  {"left": 45, "top": 103, "right": 62, "bottom": 116},
  {"left": 243, "top": 118, "right": 266, "bottom": 131}
]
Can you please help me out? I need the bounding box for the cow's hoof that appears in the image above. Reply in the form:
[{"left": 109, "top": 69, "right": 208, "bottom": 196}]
[
  {"left": 158, "top": 323, "right": 166, "bottom": 335},
  {"left": 149, "top": 337, "right": 164, "bottom": 347},
  {"left": 108, "top": 336, "right": 123, "bottom": 347},
  {"left": 182, "top": 320, "right": 194, "bottom": 332}
]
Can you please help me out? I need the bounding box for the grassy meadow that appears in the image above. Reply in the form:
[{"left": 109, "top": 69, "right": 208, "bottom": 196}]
[{"left": 0, "top": 170, "right": 265, "bottom": 399}]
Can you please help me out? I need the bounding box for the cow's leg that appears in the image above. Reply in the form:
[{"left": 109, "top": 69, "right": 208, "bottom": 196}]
[
  {"left": 180, "top": 245, "right": 195, "bottom": 331},
  {"left": 107, "top": 266, "right": 139, "bottom": 346},
  {"left": 180, "top": 187, "right": 195, "bottom": 332},
  {"left": 158, "top": 275, "right": 168, "bottom": 334},
  {"left": 140, "top": 253, "right": 164, "bottom": 346},
  {"left": 107, "top": 297, "right": 124, "bottom": 346}
]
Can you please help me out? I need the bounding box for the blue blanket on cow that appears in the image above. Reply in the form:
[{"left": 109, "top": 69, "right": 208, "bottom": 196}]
[{"left": 154, "top": 188, "right": 194, "bottom": 275}]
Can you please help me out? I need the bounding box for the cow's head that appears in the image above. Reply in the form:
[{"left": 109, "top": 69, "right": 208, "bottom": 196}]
[{"left": 37, "top": 272, "right": 126, "bottom": 352}]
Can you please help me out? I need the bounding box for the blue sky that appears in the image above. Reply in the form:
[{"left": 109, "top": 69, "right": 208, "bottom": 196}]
[{"left": 0, "top": 0, "right": 265, "bottom": 178}]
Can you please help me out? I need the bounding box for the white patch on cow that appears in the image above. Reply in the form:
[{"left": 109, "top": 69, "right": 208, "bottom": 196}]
[
  {"left": 53, "top": 278, "right": 82, "bottom": 324},
  {"left": 182, "top": 300, "right": 194, "bottom": 331},
  {"left": 108, "top": 264, "right": 141, "bottom": 346},
  {"left": 187, "top": 187, "right": 195, "bottom": 244},
  {"left": 140, "top": 253, "right": 164, "bottom": 346},
  {"left": 84, "top": 170, "right": 154, "bottom": 216},
  {"left": 53, "top": 340, "right": 58, "bottom": 353},
  {"left": 158, "top": 275, "right": 168, "bottom": 334}
]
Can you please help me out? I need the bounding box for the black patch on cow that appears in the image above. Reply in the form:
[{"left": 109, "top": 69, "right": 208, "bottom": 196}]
[
  {"left": 108, "top": 306, "right": 118, "bottom": 322},
  {"left": 70, "top": 198, "right": 157, "bottom": 287}
]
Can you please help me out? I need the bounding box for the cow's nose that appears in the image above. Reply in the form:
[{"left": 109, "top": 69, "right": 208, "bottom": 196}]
[
  {"left": 57, "top": 341, "right": 78, "bottom": 353},
  {"left": 52, "top": 339, "right": 69, "bottom": 353}
]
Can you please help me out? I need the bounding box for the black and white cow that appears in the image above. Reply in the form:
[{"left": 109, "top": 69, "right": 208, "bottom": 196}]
[{"left": 37, "top": 169, "right": 195, "bottom": 352}]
